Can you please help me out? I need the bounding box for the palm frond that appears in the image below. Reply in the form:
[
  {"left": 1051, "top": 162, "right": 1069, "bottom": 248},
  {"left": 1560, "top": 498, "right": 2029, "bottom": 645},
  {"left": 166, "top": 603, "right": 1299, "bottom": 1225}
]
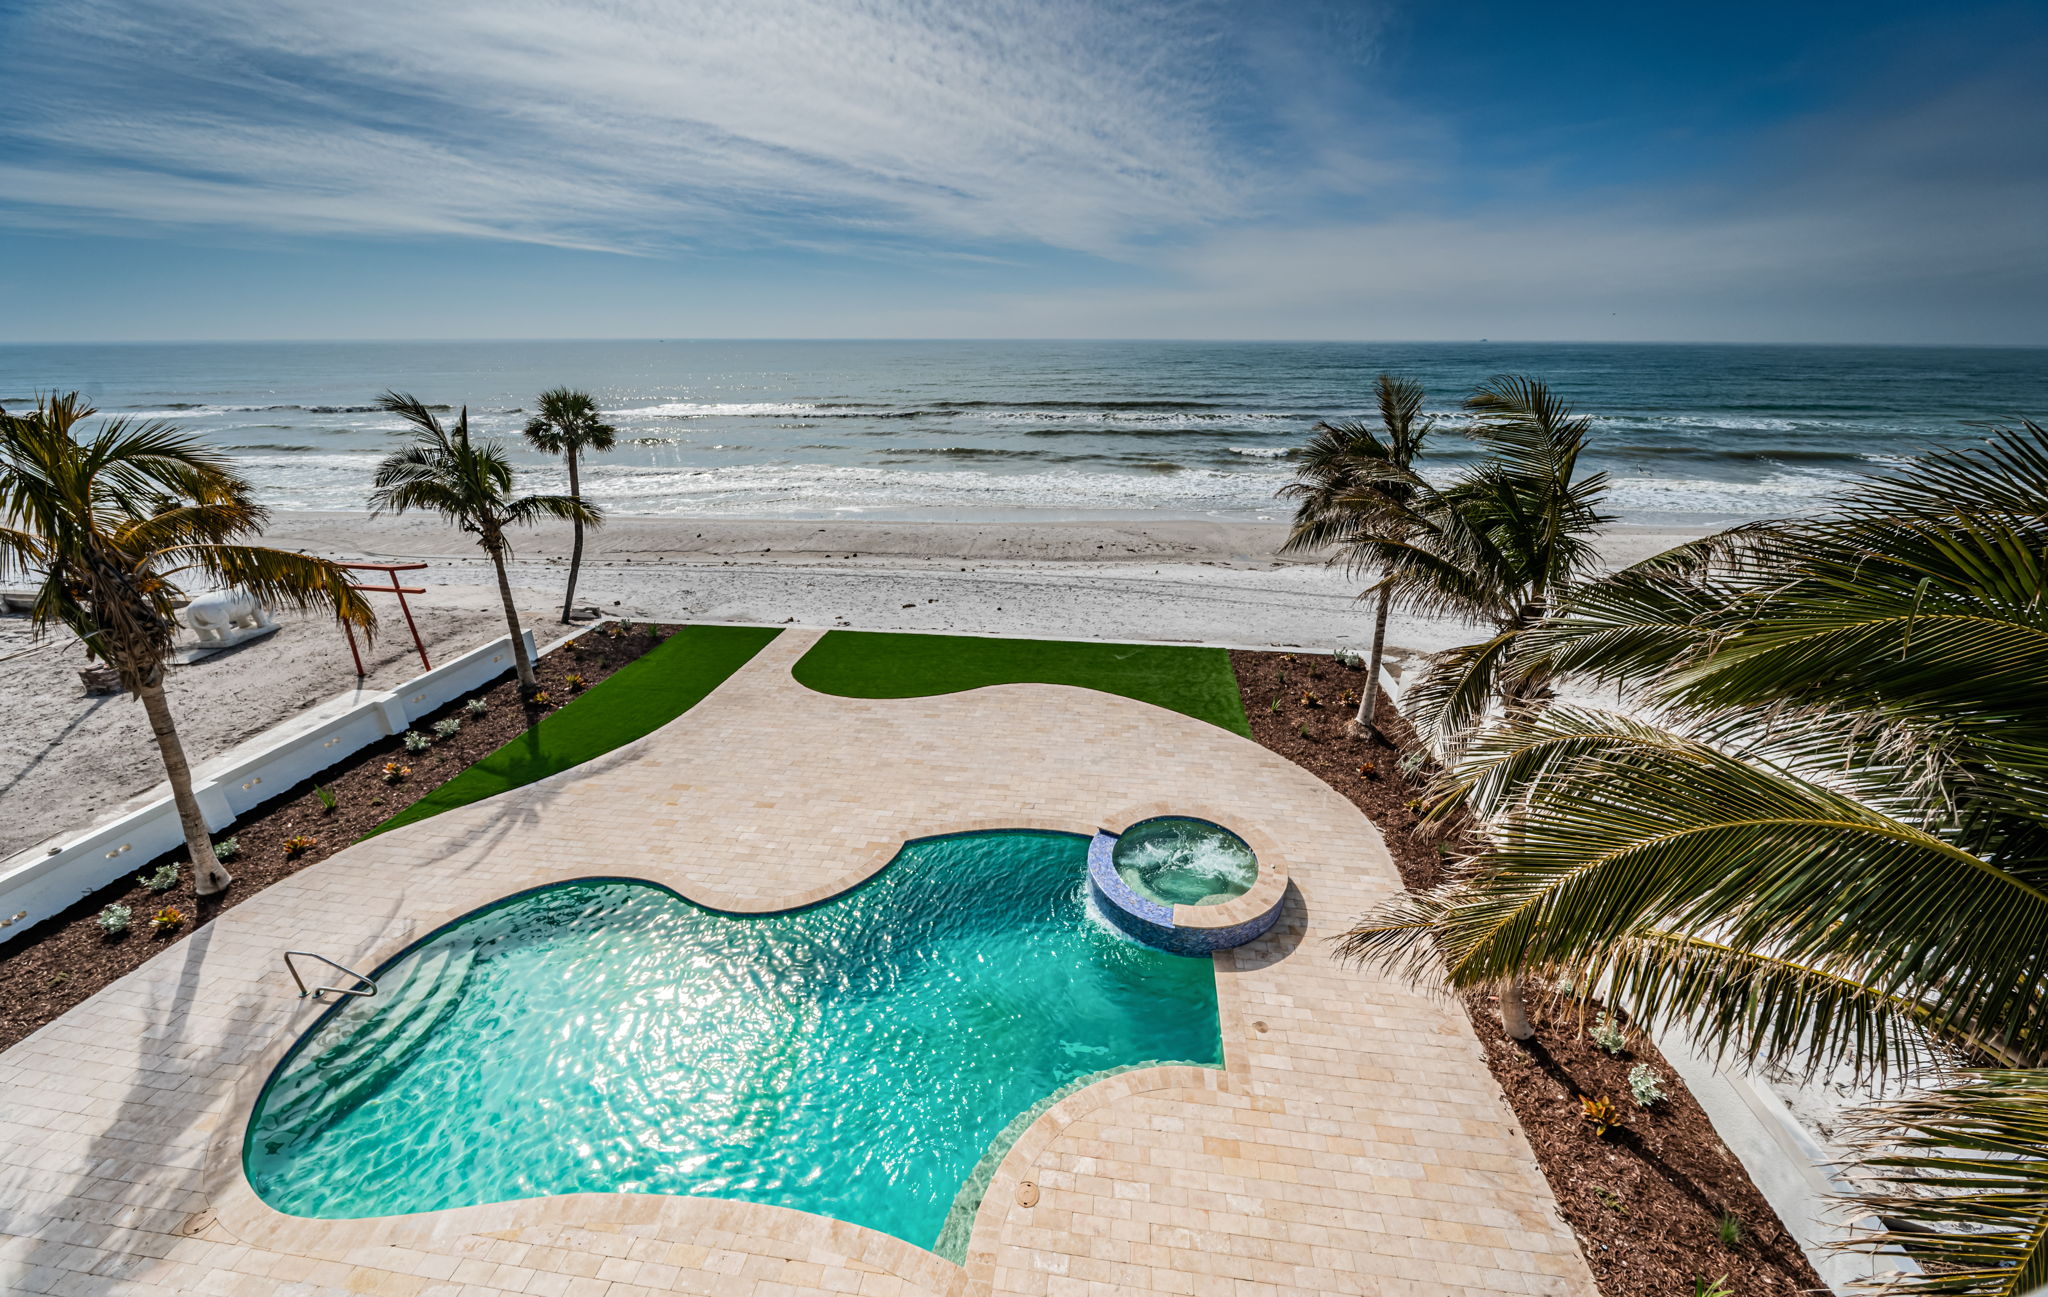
[
  {"left": 159, "top": 545, "right": 376, "bottom": 633},
  {"left": 1403, "top": 630, "right": 1526, "bottom": 757},
  {"left": 503, "top": 493, "right": 604, "bottom": 528},
  {"left": 1401, "top": 713, "right": 2048, "bottom": 1070},
  {"left": 0, "top": 393, "right": 377, "bottom": 686},
  {"left": 1587, "top": 930, "right": 1959, "bottom": 1077},
  {"left": 1838, "top": 1070, "right": 2048, "bottom": 1296},
  {"left": 1837, "top": 418, "right": 2048, "bottom": 521}
]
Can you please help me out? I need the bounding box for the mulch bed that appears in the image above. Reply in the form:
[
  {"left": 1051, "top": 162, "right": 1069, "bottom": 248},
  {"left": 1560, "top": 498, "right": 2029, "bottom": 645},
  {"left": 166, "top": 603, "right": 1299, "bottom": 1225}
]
[
  {"left": 0, "top": 621, "right": 679, "bottom": 1054},
  {"left": 1231, "top": 649, "right": 1829, "bottom": 1297}
]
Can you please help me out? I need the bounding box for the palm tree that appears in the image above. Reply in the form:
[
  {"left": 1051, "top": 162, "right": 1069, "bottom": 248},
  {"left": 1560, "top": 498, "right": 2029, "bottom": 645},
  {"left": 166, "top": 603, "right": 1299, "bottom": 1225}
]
[
  {"left": 369, "top": 393, "right": 602, "bottom": 694},
  {"left": 0, "top": 394, "right": 374, "bottom": 897},
  {"left": 1407, "top": 376, "right": 1613, "bottom": 753},
  {"left": 1341, "top": 421, "right": 2048, "bottom": 1292},
  {"left": 1279, "top": 374, "right": 1436, "bottom": 734},
  {"left": 1310, "top": 375, "right": 1610, "bottom": 1039},
  {"left": 522, "top": 388, "right": 616, "bottom": 624},
  {"left": 1320, "top": 376, "right": 1613, "bottom": 760}
]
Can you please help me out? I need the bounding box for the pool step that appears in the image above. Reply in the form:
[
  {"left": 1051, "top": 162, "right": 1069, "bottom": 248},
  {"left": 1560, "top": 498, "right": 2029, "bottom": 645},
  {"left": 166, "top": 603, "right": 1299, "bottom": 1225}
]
[{"left": 258, "top": 942, "right": 476, "bottom": 1144}]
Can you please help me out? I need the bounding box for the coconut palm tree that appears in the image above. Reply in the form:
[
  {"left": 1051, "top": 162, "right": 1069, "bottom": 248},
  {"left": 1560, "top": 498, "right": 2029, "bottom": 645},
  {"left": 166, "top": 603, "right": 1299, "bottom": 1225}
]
[
  {"left": 369, "top": 393, "right": 602, "bottom": 694},
  {"left": 1279, "top": 374, "right": 1436, "bottom": 733},
  {"left": 522, "top": 388, "right": 616, "bottom": 624},
  {"left": 1409, "top": 376, "right": 1613, "bottom": 751},
  {"left": 0, "top": 394, "right": 374, "bottom": 897},
  {"left": 1308, "top": 375, "right": 1609, "bottom": 1039},
  {"left": 1324, "top": 375, "right": 1613, "bottom": 761},
  {"left": 1341, "top": 421, "right": 2048, "bottom": 1292}
]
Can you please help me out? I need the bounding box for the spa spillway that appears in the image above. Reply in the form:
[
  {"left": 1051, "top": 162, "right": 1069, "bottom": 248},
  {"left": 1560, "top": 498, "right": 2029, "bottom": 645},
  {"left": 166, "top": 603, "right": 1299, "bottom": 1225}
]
[{"left": 1088, "top": 817, "right": 1286, "bottom": 955}]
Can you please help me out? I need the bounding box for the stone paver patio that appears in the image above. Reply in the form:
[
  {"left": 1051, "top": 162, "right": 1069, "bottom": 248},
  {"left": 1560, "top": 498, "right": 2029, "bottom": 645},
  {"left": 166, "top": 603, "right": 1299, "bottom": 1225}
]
[{"left": 0, "top": 629, "right": 1597, "bottom": 1296}]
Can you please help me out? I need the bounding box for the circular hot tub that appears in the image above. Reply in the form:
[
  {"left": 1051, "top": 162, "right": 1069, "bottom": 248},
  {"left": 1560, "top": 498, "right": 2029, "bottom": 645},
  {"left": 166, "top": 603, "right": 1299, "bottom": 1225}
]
[
  {"left": 1088, "top": 816, "right": 1285, "bottom": 955},
  {"left": 1111, "top": 817, "right": 1257, "bottom": 907}
]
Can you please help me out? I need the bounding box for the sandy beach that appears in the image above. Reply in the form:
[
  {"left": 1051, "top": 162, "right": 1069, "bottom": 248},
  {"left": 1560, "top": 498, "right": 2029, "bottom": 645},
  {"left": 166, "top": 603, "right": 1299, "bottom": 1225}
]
[{"left": 0, "top": 513, "right": 1707, "bottom": 860}]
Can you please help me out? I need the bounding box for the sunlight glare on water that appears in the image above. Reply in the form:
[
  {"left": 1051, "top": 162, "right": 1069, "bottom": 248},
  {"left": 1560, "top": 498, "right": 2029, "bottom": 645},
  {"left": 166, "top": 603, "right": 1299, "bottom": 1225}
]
[{"left": 243, "top": 831, "right": 1221, "bottom": 1250}]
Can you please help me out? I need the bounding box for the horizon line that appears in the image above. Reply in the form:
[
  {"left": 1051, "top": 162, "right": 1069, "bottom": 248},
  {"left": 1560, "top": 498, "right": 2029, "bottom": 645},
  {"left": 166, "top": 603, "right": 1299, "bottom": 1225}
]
[{"left": 6, "top": 337, "right": 2047, "bottom": 350}]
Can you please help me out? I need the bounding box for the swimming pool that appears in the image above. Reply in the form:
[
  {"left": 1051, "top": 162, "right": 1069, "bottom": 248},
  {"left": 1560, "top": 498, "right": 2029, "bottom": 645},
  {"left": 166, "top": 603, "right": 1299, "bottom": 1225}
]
[{"left": 244, "top": 830, "right": 1222, "bottom": 1253}]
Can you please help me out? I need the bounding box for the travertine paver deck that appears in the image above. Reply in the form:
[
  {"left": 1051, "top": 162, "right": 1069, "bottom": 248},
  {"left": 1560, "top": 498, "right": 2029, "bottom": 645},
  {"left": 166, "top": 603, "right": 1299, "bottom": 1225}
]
[{"left": 0, "top": 629, "right": 1597, "bottom": 1297}]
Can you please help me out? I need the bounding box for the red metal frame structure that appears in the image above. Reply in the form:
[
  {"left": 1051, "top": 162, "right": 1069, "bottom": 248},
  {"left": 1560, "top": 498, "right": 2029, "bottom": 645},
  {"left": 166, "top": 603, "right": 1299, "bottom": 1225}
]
[{"left": 336, "top": 561, "right": 431, "bottom": 677}]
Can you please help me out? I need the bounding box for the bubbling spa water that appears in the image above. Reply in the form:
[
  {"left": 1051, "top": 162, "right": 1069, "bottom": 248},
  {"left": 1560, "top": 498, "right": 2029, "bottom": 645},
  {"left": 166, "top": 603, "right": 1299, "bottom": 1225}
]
[{"left": 1110, "top": 817, "right": 1258, "bottom": 907}]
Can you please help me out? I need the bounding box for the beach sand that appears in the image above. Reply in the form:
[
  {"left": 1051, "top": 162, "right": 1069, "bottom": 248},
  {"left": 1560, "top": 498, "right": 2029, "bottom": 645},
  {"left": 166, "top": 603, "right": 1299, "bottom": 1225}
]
[{"left": 0, "top": 512, "right": 1708, "bottom": 860}]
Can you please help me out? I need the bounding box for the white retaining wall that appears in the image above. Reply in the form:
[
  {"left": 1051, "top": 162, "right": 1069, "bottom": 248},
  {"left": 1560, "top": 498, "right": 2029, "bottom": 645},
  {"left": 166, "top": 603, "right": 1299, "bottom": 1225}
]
[{"left": 0, "top": 629, "right": 536, "bottom": 944}]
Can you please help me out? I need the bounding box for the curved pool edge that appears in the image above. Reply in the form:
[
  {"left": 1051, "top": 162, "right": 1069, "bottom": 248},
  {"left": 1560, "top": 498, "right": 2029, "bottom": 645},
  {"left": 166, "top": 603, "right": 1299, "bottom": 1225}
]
[
  {"left": 239, "top": 831, "right": 1111, "bottom": 1189},
  {"left": 210, "top": 825, "right": 1267, "bottom": 1273},
  {"left": 205, "top": 1055, "right": 1240, "bottom": 1294},
  {"left": 934, "top": 1058, "right": 1227, "bottom": 1263}
]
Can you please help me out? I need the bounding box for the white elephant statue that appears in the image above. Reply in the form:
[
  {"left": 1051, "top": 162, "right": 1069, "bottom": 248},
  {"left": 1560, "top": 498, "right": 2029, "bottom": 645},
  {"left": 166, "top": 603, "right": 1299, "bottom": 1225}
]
[{"left": 183, "top": 587, "right": 278, "bottom": 646}]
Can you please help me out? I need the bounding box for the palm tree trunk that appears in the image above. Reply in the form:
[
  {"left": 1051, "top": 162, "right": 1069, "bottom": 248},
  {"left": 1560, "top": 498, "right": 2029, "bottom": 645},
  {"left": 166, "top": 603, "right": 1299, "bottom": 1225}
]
[
  {"left": 137, "top": 679, "right": 231, "bottom": 896},
  {"left": 486, "top": 538, "right": 537, "bottom": 691},
  {"left": 1499, "top": 975, "right": 1536, "bottom": 1041},
  {"left": 560, "top": 449, "right": 583, "bottom": 625},
  {"left": 1354, "top": 584, "right": 1393, "bottom": 730}
]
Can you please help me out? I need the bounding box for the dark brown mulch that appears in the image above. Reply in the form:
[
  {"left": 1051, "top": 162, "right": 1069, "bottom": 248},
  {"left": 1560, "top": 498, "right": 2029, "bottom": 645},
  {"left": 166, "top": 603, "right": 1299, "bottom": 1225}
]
[
  {"left": 1230, "top": 648, "right": 1831, "bottom": 1297},
  {"left": 0, "top": 621, "right": 679, "bottom": 1053}
]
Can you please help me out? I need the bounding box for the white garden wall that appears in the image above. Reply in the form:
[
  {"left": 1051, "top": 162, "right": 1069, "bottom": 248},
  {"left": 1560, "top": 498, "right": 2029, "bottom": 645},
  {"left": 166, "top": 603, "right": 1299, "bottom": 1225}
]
[{"left": 0, "top": 629, "right": 536, "bottom": 945}]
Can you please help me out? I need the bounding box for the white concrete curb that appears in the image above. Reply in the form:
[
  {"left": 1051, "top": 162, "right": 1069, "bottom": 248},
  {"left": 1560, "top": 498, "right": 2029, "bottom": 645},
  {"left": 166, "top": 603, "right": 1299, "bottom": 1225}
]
[{"left": 0, "top": 628, "right": 539, "bottom": 945}]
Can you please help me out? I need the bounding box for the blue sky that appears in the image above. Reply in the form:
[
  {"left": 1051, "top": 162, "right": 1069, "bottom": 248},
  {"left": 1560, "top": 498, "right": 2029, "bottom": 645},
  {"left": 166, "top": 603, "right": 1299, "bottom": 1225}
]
[{"left": 1, "top": 0, "right": 2042, "bottom": 343}]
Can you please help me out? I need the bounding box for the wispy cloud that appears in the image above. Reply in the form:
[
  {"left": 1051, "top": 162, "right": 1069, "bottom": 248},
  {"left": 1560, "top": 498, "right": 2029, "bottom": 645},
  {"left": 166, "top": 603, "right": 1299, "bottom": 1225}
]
[
  {"left": 1, "top": 0, "right": 1366, "bottom": 254},
  {"left": 941, "top": 64, "right": 2048, "bottom": 344}
]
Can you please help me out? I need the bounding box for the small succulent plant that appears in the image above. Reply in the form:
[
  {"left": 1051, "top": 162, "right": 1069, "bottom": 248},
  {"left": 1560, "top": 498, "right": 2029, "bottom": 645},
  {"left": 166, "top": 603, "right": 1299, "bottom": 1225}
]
[
  {"left": 150, "top": 906, "right": 184, "bottom": 934},
  {"left": 563, "top": 672, "right": 586, "bottom": 692},
  {"left": 1627, "top": 1063, "right": 1666, "bottom": 1108},
  {"left": 402, "top": 730, "right": 431, "bottom": 753},
  {"left": 433, "top": 717, "right": 461, "bottom": 740},
  {"left": 282, "top": 835, "right": 317, "bottom": 858},
  {"left": 381, "top": 761, "right": 411, "bottom": 785},
  {"left": 1590, "top": 1014, "right": 1628, "bottom": 1056},
  {"left": 97, "top": 903, "right": 132, "bottom": 934},
  {"left": 463, "top": 697, "right": 488, "bottom": 716},
  {"left": 314, "top": 784, "right": 337, "bottom": 813},
  {"left": 140, "top": 863, "right": 180, "bottom": 892},
  {"left": 213, "top": 837, "right": 241, "bottom": 860},
  {"left": 530, "top": 690, "right": 553, "bottom": 707}
]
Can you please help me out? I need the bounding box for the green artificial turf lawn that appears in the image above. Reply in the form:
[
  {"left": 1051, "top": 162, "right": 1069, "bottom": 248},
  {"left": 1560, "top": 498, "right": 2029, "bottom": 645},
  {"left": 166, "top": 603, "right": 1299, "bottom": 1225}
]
[
  {"left": 791, "top": 630, "right": 1250, "bottom": 736},
  {"left": 370, "top": 624, "right": 782, "bottom": 836}
]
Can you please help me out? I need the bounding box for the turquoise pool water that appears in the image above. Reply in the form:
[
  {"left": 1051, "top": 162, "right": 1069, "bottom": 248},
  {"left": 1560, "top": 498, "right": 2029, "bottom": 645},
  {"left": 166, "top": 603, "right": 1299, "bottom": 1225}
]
[{"left": 244, "top": 831, "right": 1222, "bottom": 1251}]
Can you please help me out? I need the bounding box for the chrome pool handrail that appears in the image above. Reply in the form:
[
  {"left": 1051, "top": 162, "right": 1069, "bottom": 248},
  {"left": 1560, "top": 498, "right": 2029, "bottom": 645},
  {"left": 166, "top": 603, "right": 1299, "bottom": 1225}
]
[{"left": 283, "top": 950, "right": 377, "bottom": 1002}]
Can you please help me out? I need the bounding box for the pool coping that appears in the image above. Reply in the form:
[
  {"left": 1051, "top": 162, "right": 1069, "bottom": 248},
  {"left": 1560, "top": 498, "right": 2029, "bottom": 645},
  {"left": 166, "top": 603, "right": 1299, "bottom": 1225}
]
[
  {"left": 201, "top": 804, "right": 1276, "bottom": 1287},
  {"left": 6, "top": 624, "right": 1597, "bottom": 1297}
]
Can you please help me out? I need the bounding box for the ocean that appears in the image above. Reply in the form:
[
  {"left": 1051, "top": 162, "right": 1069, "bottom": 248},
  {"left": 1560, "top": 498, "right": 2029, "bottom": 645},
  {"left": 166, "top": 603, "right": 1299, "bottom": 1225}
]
[{"left": 2, "top": 340, "right": 2040, "bottom": 525}]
